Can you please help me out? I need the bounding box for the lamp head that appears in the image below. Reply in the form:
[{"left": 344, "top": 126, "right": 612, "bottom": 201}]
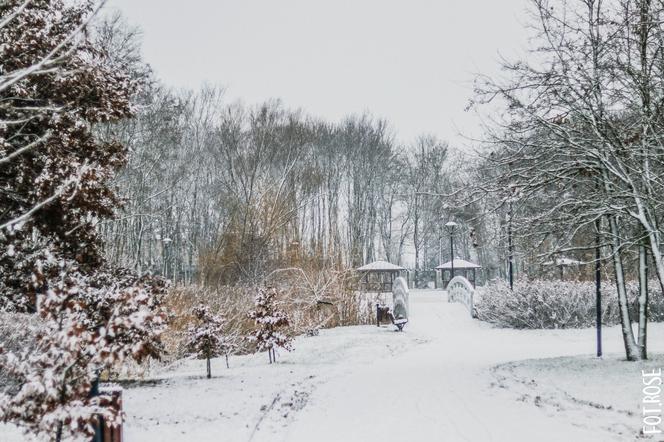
[{"left": 445, "top": 221, "right": 458, "bottom": 233}]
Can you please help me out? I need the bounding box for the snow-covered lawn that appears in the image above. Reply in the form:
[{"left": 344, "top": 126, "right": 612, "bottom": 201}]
[
  {"left": 6, "top": 289, "right": 664, "bottom": 441},
  {"left": 492, "top": 354, "right": 664, "bottom": 439},
  {"left": 123, "top": 325, "right": 419, "bottom": 442}
]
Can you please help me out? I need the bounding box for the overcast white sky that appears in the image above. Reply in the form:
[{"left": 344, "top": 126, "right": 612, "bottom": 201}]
[{"left": 106, "top": 0, "right": 530, "bottom": 147}]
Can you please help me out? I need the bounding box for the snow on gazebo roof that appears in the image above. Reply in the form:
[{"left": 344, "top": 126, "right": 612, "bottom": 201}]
[
  {"left": 435, "top": 259, "right": 481, "bottom": 270},
  {"left": 356, "top": 260, "right": 406, "bottom": 272},
  {"left": 542, "top": 257, "right": 583, "bottom": 266}
]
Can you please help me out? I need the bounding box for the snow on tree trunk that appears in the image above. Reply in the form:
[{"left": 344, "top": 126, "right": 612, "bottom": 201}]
[{"left": 607, "top": 215, "right": 641, "bottom": 361}]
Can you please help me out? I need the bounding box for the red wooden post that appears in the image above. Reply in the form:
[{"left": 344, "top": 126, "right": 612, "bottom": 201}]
[{"left": 100, "top": 387, "right": 123, "bottom": 442}]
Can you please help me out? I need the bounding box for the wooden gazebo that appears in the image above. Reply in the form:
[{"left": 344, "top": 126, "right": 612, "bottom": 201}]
[
  {"left": 436, "top": 259, "right": 481, "bottom": 288},
  {"left": 357, "top": 261, "right": 407, "bottom": 292},
  {"left": 542, "top": 257, "right": 582, "bottom": 280}
]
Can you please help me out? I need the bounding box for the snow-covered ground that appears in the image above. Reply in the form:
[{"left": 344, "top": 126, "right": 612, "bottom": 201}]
[{"left": 6, "top": 289, "right": 664, "bottom": 441}]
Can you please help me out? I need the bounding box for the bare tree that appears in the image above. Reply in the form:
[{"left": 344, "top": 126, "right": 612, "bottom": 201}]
[{"left": 472, "top": 0, "right": 664, "bottom": 360}]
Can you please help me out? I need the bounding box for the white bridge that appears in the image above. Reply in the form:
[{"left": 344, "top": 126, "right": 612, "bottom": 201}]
[{"left": 446, "top": 276, "right": 477, "bottom": 318}]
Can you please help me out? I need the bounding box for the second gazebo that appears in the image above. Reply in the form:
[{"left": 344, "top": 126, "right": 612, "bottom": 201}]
[
  {"left": 436, "top": 259, "right": 481, "bottom": 288},
  {"left": 356, "top": 260, "right": 407, "bottom": 292}
]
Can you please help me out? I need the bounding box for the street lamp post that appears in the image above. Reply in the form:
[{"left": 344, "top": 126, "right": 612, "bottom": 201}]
[
  {"left": 595, "top": 218, "right": 602, "bottom": 358},
  {"left": 438, "top": 225, "right": 443, "bottom": 265},
  {"left": 445, "top": 221, "right": 458, "bottom": 283},
  {"left": 507, "top": 199, "right": 514, "bottom": 290}
]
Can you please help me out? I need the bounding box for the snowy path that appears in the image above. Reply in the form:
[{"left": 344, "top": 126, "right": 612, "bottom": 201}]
[
  {"left": 5, "top": 289, "right": 663, "bottom": 441},
  {"left": 280, "top": 290, "right": 623, "bottom": 442}
]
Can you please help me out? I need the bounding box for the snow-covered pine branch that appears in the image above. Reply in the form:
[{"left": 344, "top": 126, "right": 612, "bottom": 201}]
[
  {"left": 185, "top": 304, "right": 227, "bottom": 378},
  {"left": 248, "top": 287, "right": 292, "bottom": 364}
]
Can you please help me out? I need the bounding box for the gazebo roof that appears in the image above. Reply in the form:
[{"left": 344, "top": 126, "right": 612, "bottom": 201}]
[
  {"left": 435, "top": 259, "right": 481, "bottom": 270},
  {"left": 356, "top": 260, "right": 406, "bottom": 272},
  {"left": 542, "top": 257, "right": 582, "bottom": 266}
]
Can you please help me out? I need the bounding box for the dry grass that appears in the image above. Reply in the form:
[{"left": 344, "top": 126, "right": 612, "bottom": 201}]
[
  {"left": 161, "top": 285, "right": 254, "bottom": 361},
  {"left": 161, "top": 267, "right": 372, "bottom": 361}
]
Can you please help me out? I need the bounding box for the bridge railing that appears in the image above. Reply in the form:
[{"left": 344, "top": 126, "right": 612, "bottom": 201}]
[
  {"left": 392, "top": 277, "right": 409, "bottom": 321},
  {"left": 446, "top": 276, "right": 477, "bottom": 318}
]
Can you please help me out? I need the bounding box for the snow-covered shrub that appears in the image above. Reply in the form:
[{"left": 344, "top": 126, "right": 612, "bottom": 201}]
[
  {"left": 475, "top": 279, "right": 664, "bottom": 329},
  {"left": 476, "top": 280, "right": 598, "bottom": 328},
  {"left": 185, "top": 304, "right": 229, "bottom": 378},
  {"left": 248, "top": 287, "right": 292, "bottom": 363},
  {"left": 625, "top": 281, "right": 664, "bottom": 323}
]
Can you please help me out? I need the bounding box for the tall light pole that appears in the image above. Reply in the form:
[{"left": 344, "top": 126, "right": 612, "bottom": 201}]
[
  {"left": 445, "top": 221, "right": 458, "bottom": 282},
  {"left": 507, "top": 198, "right": 514, "bottom": 290},
  {"left": 438, "top": 225, "right": 443, "bottom": 265},
  {"left": 595, "top": 218, "right": 602, "bottom": 357}
]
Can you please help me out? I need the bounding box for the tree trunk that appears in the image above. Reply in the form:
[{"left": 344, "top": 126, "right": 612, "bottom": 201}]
[
  {"left": 607, "top": 214, "right": 641, "bottom": 360},
  {"left": 638, "top": 240, "right": 649, "bottom": 359},
  {"left": 206, "top": 355, "right": 211, "bottom": 379},
  {"left": 413, "top": 194, "right": 419, "bottom": 270}
]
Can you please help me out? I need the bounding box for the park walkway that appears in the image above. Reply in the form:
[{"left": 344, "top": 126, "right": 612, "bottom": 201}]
[
  {"left": 63, "top": 288, "right": 664, "bottom": 442},
  {"left": 281, "top": 290, "right": 643, "bottom": 442}
]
